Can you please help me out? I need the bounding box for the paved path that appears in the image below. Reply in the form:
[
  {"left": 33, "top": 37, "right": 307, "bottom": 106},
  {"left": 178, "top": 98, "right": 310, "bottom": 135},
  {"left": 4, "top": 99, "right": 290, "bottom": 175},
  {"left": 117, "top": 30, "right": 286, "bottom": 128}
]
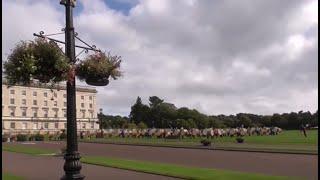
[
  {"left": 5, "top": 142, "right": 318, "bottom": 179},
  {"left": 2, "top": 151, "right": 179, "bottom": 180}
]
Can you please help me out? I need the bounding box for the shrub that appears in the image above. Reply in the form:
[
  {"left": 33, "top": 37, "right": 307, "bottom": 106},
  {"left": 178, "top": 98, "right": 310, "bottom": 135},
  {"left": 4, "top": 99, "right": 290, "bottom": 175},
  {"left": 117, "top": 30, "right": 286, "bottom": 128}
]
[
  {"left": 236, "top": 137, "right": 244, "bottom": 143},
  {"left": 29, "top": 135, "right": 35, "bottom": 141},
  {"left": 2, "top": 134, "right": 9, "bottom": 142},
  {"left": 59, "top": 132, "right": 67, "bottom": 140},
  {"left": 17, "top": 134, "right": 28, "bottom": 142},
  {"left": 200, "top": 139, "right": 212, "bottom": 146},
  {"left": 137, "top": 122, "right": 148, "bottom": 129},
  {"left": 10, "top": 136, "right": 17, "bottom": 142},
  {"left": 43, "top": 134, "right": 50, "bottom": 141},
  {"left": 34, "top": 134, "right": 44, "bottom": 141}
]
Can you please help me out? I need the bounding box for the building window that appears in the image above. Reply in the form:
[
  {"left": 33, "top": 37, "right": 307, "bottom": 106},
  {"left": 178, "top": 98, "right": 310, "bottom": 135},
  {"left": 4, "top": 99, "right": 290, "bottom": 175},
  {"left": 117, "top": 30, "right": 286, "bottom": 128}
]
[
  {"left": 33, "top": 123, "right": 38, "bottom": 130},
  {"left": 53, "top": 109, "right": 58, "bottom": 118},
  {"left": 22, "top": 122, "right": 27, "bottom": 130},
  {"left": 54, "top": 92, "right": 57, "bottom": 97},
  {"left": 9, "top": 107, "right": 15, "bottom": 117},
  {"left": 89, "top": 104, "right": 93, "bottom": 108},
  {"left": 21, "top": 108, "right": 27, "bottom": 117},
  {"left": 55, "top": 123, "right": 59, "bottom": 129},
  {"left": 10, "top": 89, "right": 15, "bottom": 94},
  {"left": 33, "top": 91, "right": 37, "bottom": 96},
  {"left": 81, "top": 110, "right": 85, "bottom": 118},
  {"left": 64, "top": 102, "right": 67, "bottom": 107},
  {"left": 63, "top": 94, "right": 66, "bottom": 98},
  {"left": 63, "top": 109, "right": 67, "bottom": 118},
  {"left": 91, "top": 122, "right": 94, "bottom": 129},
  {"left": 44, "top": 100, "right": 48, "bottom": 106},
  {"left": 22, "top": 99, "right": 26, "bottom": 105},
  {"left": 43, "top": 109, "right": 48, "bottom": 118},
  {"left": 64, "top": 123, "right": 67, "bottom": 129},
  {"left": 81, "top": 103, "right": 84, "bottom": 108},
  {"left": 44, "top": 92, "right": 48, "bottom": 97},
  {"left": 89, "top": 111, "right": 93, "bottom": 118},
  {"left": 81, "top": 96, "right": 84, "bottom": 100},
  {"left": 44, "top": 123, "right": 49, "bottom": 129},
  {"left": 89, "top": 96, "right": 92, "bottom": 100},
  {"left": 33, "top": 100, "right": 37, "bottom": 106},
  {"left": 32, "top": 109, "right": 38, "bottom": 117},
  {"left": 10, "top": 122, "right": 15, "bottom": 129},
  {"left": 54, "top": 101, "right": 57, "bottom": 106},
  {"left": 82, "top": 123, "right": 86, "bottom": 129},
  {"left": 10, "top": 98, "right": 15, "bottom": 105},
  {"left": 22, "top": 90, "right": 26, "bottom": 95}
]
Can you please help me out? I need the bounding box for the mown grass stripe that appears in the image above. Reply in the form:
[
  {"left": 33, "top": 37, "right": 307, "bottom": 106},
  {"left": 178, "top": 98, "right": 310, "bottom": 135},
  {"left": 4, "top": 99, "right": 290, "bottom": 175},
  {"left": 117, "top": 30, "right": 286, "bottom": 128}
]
[{"left": 81, "top": 156, "right": 294, "bottom": 180}]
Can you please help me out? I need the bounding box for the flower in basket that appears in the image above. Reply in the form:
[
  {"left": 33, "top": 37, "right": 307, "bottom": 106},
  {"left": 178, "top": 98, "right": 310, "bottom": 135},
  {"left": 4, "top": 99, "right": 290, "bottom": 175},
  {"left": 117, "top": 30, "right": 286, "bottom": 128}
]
[
  {"left": 3, "top": 38, "right": 70, "bottom": 85},
  {"left": 76, "top": 51, "right": 122, "bottom": 86}
]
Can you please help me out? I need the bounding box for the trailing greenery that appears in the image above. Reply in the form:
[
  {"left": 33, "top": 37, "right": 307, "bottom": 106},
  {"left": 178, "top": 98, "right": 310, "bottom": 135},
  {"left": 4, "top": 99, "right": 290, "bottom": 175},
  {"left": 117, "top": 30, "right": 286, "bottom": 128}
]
[
  {"left": 76, "top": 52, "right": 122, "bottom": 82},
  {"left": 3, "top": 38, "right": 69, "bottom": 85}
]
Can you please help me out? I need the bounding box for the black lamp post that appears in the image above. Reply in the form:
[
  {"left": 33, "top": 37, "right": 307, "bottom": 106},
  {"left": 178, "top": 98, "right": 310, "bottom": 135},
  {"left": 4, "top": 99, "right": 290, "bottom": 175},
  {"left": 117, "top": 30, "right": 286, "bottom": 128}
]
[
  {"left": 60, "top": 0, "right": 84, "bottom": 179},
  {"left": 33, "top": 1, "right": 101, "bottom": 178}
]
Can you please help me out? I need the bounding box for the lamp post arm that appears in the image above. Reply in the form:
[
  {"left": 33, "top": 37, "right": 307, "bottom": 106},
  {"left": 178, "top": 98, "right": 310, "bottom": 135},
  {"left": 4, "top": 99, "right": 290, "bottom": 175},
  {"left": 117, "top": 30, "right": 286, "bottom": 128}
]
[{"left": 33, "top": 33, "right": 100, "bottom": 52}]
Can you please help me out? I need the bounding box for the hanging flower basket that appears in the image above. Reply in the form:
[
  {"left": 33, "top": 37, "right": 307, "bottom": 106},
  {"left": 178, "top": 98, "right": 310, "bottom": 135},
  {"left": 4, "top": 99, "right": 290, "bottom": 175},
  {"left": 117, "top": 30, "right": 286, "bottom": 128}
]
[
  {"left": 3, "top": 41, "right": 36, "bottom": 85},
  {"left": 3, "top": 38, "right": 70, "bottom": 85},
  {"left": 32, "top": 38, "right": 70, "bottom": 83},
  {"left": 76, "top": 51, "right": 122, "bottom": 86},
  {"left": 85, "top": 77, "right": 109, "bottom": 86}
]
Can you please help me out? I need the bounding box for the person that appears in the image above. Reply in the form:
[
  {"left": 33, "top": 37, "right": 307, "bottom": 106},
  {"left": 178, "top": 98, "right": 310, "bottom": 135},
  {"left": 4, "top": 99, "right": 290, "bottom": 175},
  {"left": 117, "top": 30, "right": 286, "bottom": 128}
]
[{"left": 300, "top": 124, "right": 307, "bottom": 137}]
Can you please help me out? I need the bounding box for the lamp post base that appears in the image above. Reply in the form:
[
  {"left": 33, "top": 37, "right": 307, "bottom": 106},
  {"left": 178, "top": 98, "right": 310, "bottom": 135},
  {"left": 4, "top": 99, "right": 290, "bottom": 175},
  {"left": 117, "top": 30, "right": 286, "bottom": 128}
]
[{"left": 61, "top": 152, "right": 85, "bottom": 180}]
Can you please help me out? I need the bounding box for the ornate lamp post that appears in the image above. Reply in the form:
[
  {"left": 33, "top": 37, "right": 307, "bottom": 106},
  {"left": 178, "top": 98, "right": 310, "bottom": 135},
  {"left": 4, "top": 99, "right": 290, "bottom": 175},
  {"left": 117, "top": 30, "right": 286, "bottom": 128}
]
[
  {"left": 28, "top": 0, "right": 120, "bottom": 178},
  {"left": 60, "top": 0, "right": 84, "bottom": 179}
]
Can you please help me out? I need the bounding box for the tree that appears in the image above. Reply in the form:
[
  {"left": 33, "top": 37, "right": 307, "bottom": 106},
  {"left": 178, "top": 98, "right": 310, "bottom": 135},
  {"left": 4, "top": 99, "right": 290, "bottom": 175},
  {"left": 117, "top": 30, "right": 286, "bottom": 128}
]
[
  {"left": 129, "top": 97, "right": 150, "bottom": 125},
  {"left": 149, "top": 96, "right": 164, "bottom": 108},
  {"left": 236, "top": 113, "right": 252, "bottom": 127}
]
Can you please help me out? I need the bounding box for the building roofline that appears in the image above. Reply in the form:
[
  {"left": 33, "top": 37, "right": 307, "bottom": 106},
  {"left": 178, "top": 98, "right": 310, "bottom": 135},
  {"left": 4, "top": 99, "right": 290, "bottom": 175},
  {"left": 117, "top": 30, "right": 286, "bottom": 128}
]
[{"left": 2, "top": 78, "right": 97, "bottom": 93}]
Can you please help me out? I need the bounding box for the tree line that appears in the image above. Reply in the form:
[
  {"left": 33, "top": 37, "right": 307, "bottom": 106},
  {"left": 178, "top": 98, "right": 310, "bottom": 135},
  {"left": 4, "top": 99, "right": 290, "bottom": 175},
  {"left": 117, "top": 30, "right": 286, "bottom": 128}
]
[{"left": 98, "top": 96, "right": 318, "bottom": 130}]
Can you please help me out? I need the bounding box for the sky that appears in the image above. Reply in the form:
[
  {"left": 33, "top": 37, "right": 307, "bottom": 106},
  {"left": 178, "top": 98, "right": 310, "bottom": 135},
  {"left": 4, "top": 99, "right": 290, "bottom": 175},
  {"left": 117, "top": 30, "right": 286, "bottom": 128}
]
[{"left": 2, "top": 0, "right": 318, "bottom": 116}]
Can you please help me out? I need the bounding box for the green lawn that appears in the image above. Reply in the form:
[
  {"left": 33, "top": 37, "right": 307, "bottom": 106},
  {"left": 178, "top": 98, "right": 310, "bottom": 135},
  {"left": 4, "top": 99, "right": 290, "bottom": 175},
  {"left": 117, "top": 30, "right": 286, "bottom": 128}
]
[
  {"left": 2, "top": 144, "right": 56, "bottom": 156},
  {"left": 80, "top": 130, "right": 318, "bottom": 154},
  {"left": 2, "top": 145, "right": 295, "bottom": 180},
  {"left": 2, "top": 173, "right": 24, "bottom": 180},
  {"left": 82, "top": 156, "right": 294, "bottom": 180}
]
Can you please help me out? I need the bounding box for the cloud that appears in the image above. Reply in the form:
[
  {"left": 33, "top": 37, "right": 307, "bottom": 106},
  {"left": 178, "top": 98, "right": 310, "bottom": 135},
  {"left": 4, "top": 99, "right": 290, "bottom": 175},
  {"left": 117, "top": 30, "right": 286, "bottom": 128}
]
[{"left": 2, "top": 0, "right": 318, "bottom": 116}]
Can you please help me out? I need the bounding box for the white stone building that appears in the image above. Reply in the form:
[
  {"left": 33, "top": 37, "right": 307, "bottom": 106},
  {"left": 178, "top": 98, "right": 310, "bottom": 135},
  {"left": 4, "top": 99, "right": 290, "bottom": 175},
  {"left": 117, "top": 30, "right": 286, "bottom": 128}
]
[{"left": 2, "top": 80, "right": 99, "bottom": 135}]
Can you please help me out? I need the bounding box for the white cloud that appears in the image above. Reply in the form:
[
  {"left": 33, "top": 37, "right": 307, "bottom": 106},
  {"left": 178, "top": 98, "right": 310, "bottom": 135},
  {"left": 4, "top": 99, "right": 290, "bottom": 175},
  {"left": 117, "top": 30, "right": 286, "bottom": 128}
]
[{"left": 2, "top": 0, "right": 318, "bottom": 116}]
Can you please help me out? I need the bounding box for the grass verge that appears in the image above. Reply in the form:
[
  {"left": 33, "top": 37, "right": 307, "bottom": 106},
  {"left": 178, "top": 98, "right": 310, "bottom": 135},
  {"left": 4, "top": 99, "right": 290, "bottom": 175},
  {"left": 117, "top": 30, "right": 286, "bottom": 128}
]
[
  {"left": 2, "top": 145, "right": 296, "bottom": 180},
  {"left": 2, "top": 144, "right": 56, "bottom": 156},
  {"left": 2, "top": 172, "right": 24, "bottom": 180}
]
